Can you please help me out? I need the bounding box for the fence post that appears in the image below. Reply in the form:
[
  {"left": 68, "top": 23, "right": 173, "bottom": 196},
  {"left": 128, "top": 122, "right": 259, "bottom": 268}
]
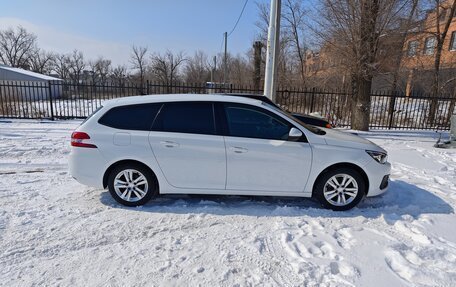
[
  {"left": 146, "top": 80, "right": 150, "bottom": 95},
  {"left": 230, "top": 83, "right": 233, "bottom": 93},
  {"left": 388, "top": 94, "right": 396, "bottom": 129},
  {"left": 47, "top": 81, "right": 55, "bottom": 121},
  {"left": 310, "top": 87, "right": 316, "bottom": 113}
]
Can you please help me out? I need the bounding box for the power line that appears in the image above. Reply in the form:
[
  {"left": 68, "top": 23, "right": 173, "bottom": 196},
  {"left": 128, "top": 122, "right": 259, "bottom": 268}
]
[
  {"left": 217, "top": 0, "right": 249, "bottom": 85},
  {"left": 227, "top": 0, "right": 249, "bottom": 37}
]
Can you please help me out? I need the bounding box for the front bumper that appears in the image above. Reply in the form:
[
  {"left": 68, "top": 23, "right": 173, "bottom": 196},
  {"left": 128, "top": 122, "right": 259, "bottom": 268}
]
[{"left": 363, "top": 160, "right": 391, "bottom": 197}]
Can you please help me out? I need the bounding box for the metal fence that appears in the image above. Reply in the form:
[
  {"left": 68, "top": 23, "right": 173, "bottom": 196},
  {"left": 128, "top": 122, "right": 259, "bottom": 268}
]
[{"left": 0, "top": 80, "right": 455, "bottom": 130}]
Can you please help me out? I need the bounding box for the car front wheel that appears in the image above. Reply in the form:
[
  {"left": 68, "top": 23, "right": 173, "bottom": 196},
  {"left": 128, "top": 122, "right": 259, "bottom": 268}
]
[
  {"left": 107, "top": 163, "right": 158, "bottom": 206},
  {"left": 314, "top": 167, "right": 366, "bottom": 211}
]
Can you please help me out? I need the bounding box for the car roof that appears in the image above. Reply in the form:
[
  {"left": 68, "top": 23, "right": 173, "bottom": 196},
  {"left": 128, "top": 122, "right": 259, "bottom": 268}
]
[
  {"left": 220, "top": 93, "right": 264, "bottom": 97},
  {"left": 292, "top": 113, "right": 327, "bottom": 121},
  {"left": 218, "top": 93, "right": 278, "bottom": 106},
  {"left": 102, "top": 93, "right": 263, "bottom": 107}
]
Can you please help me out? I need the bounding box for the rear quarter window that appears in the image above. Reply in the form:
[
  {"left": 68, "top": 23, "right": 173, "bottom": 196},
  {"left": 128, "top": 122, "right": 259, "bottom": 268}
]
[
  {"left": 81, "top": 105, "right": 103, "bottom": 125},
  {"left": 98, "top": 103, "right": 162, "bottom": 131}
]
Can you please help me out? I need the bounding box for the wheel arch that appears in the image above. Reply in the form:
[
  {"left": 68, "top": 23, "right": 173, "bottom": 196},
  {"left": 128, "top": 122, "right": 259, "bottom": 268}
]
[
  {"left": 311, "top": 162, "right": 369, "bottom": 197},
  {"left": 103, "top": 159, "right": 159, "bottom": 190}
]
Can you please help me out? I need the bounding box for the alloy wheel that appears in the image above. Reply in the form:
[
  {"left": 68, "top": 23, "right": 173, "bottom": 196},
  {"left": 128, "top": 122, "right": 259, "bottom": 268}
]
[
  {"left": 113, "top": 169, "right": 149, "bottom": 202},
  {"left": 323, "top": 173, "right": 359, "bottom": 207}
]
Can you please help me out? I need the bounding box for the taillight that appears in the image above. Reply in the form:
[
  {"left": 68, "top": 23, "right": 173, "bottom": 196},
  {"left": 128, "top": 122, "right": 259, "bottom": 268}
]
[
  {"left": 71, "top": 132, "right": 97, "bottom": 148},
  {"left": 325, "top": 123, "right": 332, "bottom": 129}
]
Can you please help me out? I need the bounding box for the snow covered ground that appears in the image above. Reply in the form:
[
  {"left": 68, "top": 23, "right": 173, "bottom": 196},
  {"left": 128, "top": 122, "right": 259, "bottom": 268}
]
[{"left": 0, "top": 120, "right": 455, "bottom": 287}]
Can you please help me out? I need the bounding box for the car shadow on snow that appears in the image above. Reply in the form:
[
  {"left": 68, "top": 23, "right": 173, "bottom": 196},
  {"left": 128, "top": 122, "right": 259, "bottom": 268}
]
[{"left": 99, "top": 180, "right": 453, "bottom": 219}]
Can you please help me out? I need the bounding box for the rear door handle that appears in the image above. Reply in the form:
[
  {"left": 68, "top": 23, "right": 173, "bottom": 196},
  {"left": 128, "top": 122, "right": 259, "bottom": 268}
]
[
  {"left": 160, "top": 141, "right": 179, "bottom": 148},
  {"left": 230, "top": 146, "right": 248, "bottom": 153}
]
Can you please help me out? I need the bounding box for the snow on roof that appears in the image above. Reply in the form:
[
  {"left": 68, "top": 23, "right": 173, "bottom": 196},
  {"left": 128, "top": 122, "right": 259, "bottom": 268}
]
[{"left": 0, "top": 64, "right": 62, "bottom": 81}]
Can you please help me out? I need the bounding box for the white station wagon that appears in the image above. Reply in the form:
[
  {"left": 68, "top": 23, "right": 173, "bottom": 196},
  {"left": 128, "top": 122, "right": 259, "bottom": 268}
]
[{"left": 69, "top": 94, "right": 391, "bottom": 211}]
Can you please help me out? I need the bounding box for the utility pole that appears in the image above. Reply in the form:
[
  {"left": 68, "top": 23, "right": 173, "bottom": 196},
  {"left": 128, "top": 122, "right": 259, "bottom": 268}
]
[
  {"left": 263, "top": 0, "right": 281, "bottom": 102},
  {"left": 253, "top": 41, "right": 263, "bottom": 92},
  {"left": 223, "top": 32, "right": 228, "bottom": 88},
  {"left": 211, "top": 55, "right": 216, "bottom": 83}
]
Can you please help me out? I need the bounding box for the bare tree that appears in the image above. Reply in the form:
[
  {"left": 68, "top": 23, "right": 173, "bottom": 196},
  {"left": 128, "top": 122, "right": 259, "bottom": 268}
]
[
  {"left": 320, "top": 0, "right": 410, "bottom": 130},
  {"left": 130, "top": 45, "right": 148, "bottom": 89},
  {"left": 282, "top": 0, "right": 308, "bottom": 86},
  {"left": 0, "top": 26, "right": 37, "bottom": 68},
  {"left": 89, "top": 57, "right": 111, "bottom": 85},
  {"left": 88, "top": 60, "right": 99, "bottom": 85},
  {"left": 228, "top": 53, "right": 253, "bottom": 86},
  {"left": 53, "top": 53, "right": 71, "bottom": 80},
  {"left": 96, "top": 58, "right": 112, "bottom": 85},
  {"left": 29, "top": 49, "right": 55, "bottom": 74},
  {"left": 428, "top": 0, "right": 456, "bottom": 124},
  {"left": 255, "top": 1, "right": 299, "bottom": 87},
  {"left": 111, "top": 65, "right": 129, "bottom": 86},
  {"left": 68, "top": 50, "right": 85, "bottom": 84},
  {"left": 389, "top": 0, "right": 421, "bottom": 93},
  {"left": 184, "top": 50, "right": 210, "bottom": 83},
  {"left": 353, "top": 0, "right": 381, "bottom": 130},
  {"left": 255, "top": 2, "right": 272, "bottom": 41},
  {"left": 150, "top": 50, "right": 186, "bottom": 85}
]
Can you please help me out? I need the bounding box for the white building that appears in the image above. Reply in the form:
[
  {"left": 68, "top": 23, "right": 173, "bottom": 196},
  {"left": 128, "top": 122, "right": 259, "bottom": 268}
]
[{"left": 0, "top": 64, "right": 63, "bottom": 100}]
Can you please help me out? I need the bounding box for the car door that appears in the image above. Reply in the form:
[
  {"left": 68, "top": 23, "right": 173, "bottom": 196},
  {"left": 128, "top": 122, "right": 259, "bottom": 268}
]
[
  {"left": 97, "top": 103, "right": 162, "bottom": 167},
  {"left": 148, "top": 101, "right": 226, "bottom": 190},
  {"left": 221, "top": 102, "right": 312, "bottom": 192}
]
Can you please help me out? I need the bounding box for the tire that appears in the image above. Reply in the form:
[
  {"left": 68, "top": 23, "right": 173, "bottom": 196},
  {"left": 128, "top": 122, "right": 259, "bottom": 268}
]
[
  {"left": 107, "top": 163, "right": 158, "bottom": 206},
  {"left": 313, "top": 167, "right": 366, "bottom": 211}
]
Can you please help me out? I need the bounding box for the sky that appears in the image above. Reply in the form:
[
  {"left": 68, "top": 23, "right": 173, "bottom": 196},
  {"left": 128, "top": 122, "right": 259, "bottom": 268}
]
[{"left": 0, "top": 0, "right": 269, "bottom": 66}]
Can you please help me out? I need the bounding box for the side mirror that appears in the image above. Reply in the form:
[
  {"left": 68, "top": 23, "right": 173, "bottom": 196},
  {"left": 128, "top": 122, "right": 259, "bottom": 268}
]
[{"left": 288, "top": 127, "right": 303, "bottom": 141}]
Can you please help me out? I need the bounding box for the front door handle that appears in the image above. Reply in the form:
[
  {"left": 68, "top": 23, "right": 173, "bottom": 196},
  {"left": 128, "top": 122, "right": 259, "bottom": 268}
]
[
  {"left": 230, "top": 146, "right": 248, "bottom": 153},
  {"left": 160, "top": 141, "right": 179, "bottom": 148}
]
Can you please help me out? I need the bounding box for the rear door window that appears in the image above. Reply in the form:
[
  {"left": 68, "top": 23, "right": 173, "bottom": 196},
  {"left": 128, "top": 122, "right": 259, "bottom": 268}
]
[
  {"left": 153, "top": 102, "right": 216, "bottom": 135},
  {"left": 98, "top": 103, "right": 162, "bottom": 131}
]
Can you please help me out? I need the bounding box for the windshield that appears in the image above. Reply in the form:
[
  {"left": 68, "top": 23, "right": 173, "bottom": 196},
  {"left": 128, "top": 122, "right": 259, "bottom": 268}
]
[{"left": 261, "top": 102, "right": 326, "bottom": 135}]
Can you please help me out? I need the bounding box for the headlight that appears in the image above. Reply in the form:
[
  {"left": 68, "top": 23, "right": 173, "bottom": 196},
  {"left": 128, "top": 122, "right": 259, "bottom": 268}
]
[{"left": 366, "top": 150, "right": 388, "bottom": 164}]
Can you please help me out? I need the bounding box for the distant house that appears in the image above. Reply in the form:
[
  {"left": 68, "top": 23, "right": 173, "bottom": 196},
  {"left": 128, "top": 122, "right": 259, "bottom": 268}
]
[
  {"left": 400, "top": 0, "right": 456, "bottom": 95},
  {"left": 0, "top": 64, "right": 63, "bottom": 100}
]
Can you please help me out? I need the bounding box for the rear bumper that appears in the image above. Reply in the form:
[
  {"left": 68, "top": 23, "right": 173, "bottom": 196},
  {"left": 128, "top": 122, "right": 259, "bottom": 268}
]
[
  {"left": 364, "top": 160, "right": 391, "bottom": 197},
  {"left": 69, "top": 147, "right": 106, "bottom": 189}
]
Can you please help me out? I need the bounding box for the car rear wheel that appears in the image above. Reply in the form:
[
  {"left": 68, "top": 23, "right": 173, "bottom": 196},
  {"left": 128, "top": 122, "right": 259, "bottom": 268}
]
[
  {"left": 314, "top": 167, "right": 366, "bottom": 211},
  {"left": 108, "top": 163, "right": 158, "bottom": 206}
]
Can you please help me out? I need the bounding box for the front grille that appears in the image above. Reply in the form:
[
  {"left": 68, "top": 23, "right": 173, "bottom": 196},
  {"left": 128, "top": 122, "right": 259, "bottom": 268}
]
[{"left": 380, "top": 175, "right": 389, "bottom": 190}]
